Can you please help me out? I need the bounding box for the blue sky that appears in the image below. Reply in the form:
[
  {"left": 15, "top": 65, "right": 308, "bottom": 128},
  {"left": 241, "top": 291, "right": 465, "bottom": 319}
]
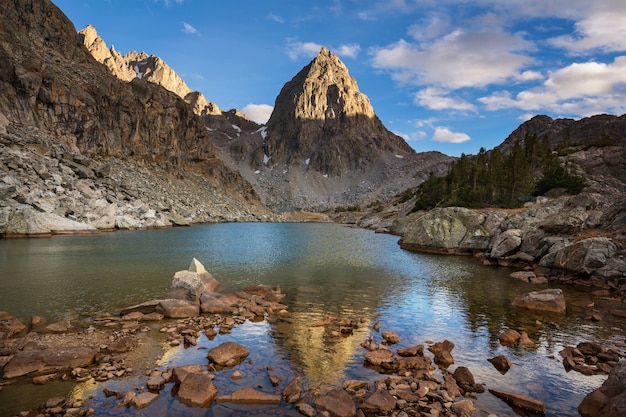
[{"left": 52, "top": 0, "right": 626, "bottom": 157}]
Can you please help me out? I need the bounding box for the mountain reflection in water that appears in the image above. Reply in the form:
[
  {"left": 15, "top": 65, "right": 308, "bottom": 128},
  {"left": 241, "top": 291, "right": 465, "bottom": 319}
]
[{"left": 0, "top": 222, "right": 624, "bottom": 416}]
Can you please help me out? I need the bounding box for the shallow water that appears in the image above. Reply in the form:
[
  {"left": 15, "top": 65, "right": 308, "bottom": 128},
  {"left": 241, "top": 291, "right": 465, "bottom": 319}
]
[{"left": 0, "top": 222, "right": 624, "bottom": 416}]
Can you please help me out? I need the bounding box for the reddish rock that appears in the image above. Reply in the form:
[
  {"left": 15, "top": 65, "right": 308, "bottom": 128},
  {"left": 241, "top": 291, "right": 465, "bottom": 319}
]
[
  {"left": 108, "top": 337, "right": 136, "bottom": 353},
  {"left": 207, "top": 341, "right": 249, "bottom": 366},
  {"left": 283, "top": 376, "right": 303, "bottom": 403},
  {"left": 381, "top": 330, "right": 400, "bottom": 344},
  {"left": 364, "top": 349, "right": 395, "bottom": 366},
  {"left": 315, "top": 389, "right": 356, "bottom": 417},
  {"left": 216, "top": 387, "right": 281, "bottom": 404},
  {"left": 489, "top": 388, "right": 546, "bottom": 414},
  {"left": 397, "top": 344, "right": 424, "bottom": 357},
  {"left": 156, "top": 299, "right": 199, "bottom": 318},
  {"left": 512, "top": 288, "right": 566, "bottom": 313},
  {"left": 488, "top": 355, "right": 512, "bottom": 373},
  {"left": 3, "top": 346, "right": 97, "bottom": 379},
  {"left": 428, "top": 340, "right": 455, "bottom": 367},
  {"left": 177, "top": 372, "right": 218, "bottom": 407},
  {"left": 579, "top": 361, "right": 626, "bottom": 417},
  {"left": 451, "top": 399, "right": 477, "bottom": 417},
  {"left": 499, "top": 329, "right": 521, "bottom": 346},
  {"left": 519, "top": 331, "right": 535, "bottom": 346},
  {"left": 360, "top": 389, "right": 396, "bottom": 414},
  {"left": 131, "top": 392, "right": 159, "bottom": 410},
  {"left": 172, "top": 364, "right": 205, "bottom": 384},
  {"left": 200, "top": 292, "right": 243, "bottom": 314}
]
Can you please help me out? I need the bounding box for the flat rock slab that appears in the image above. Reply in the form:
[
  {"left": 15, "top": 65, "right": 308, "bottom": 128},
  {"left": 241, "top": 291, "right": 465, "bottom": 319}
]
[
  {"left": 0, "top": 311, "right": 26, "bottom": 339},
  {"left": 207, "top": 341, "right": 249, "bottom": 366},
  {"left": 156, "top": 299, "right": 199, "bottom": 318},
  {"left": 364, "top": 349, "right": 395, "bottom": 366},
  {"left": 489, "top": 388, "right": 546, "bottom": 414},
  {"left": 216, "top": 387, "right": 281, "bottom": 404},
  {"left": 131, "top": 392, "right": 159, "bottom": 410},
  {"left": 512, "top": 288, "right": 566, "bottom": 313},
  {"left": 315, "top": 389, "right": 356, "bottom": 417},
  {"left": 4, "top": 346, "right": 98, "bottom": 379}
]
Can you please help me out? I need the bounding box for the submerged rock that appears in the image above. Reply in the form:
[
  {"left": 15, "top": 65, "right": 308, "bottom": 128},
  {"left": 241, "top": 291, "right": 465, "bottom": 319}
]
[
  {"left": 512, "top": 288, "right": 566, "bottom": 313},
  {"left": 3, "top": 346, "right": 98, "bottom": 379},
  {"left": 216, "top": 387, "right": 281, "bottom": 404},
  {"left": 207, "top": 341, "right": 250, "bottom": 366},
  {"left": 489, "top": 388, "right": 546, "bottom": 414},
  {"left": 177, "top": 372, "right": 218, "bottom": 407}
]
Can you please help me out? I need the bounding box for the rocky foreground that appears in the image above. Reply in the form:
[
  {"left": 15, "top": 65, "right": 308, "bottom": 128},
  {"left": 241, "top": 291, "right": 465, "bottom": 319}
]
[{"left": 1, "top": 259, "right": 625, "bottom": 417}]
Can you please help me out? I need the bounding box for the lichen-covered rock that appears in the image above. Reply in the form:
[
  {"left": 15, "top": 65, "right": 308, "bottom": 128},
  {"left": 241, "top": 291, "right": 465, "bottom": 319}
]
[
  {"left": 551, "top": 237, "right": 618, "bottom": 274},
  {"left": 490, "top": 229, "right": 522, "bottom": 258}
]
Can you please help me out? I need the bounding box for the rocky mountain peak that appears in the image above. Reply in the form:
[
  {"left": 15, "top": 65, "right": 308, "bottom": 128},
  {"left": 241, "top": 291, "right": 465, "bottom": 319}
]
[
  {"left": 78, "top": 25, "right": 221, "bottom": 117},
  {"left": 265, "top": 47, "right": 412, "bottom": 174}
]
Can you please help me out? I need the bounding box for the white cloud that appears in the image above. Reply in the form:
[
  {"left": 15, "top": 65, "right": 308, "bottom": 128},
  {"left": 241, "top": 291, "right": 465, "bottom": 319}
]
[
  {"left": 182, "top": 22, "right": 199, "bottom": 35},
  {"left": 548, "top": 9, "right": 626, "bottom": 53},
  {"left": 394, "top": 130, "right": 427, "bottom": 141},
  {"left": 479, "top": 56, "right": 626, "bottom": 116},
  {"left": 415, "top": 88, "right": 476, "bottom": 111},
  {"left": 432, "top": 127, "right": 470, "bottom": 143},
  {"left": 335, "top": 44, "right": 361, "bottom": 59},
  {"left": 370, "top": 29, "right": 535, "bottom": 89},
  {"left": 242, "top": 104, "right": 274, "bottom": 124},
  {"left": 286, "top": 40, "right": 324, "bottom": 60}
]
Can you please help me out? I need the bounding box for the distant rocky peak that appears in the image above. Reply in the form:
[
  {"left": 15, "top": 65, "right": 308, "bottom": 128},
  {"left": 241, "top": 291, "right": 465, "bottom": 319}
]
[{"left": 78, "top": 25, "right": 221, "bottom": 117}]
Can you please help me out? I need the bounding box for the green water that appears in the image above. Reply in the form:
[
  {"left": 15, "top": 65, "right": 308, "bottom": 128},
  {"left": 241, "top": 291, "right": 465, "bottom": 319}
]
[{"left": 0, "top": 222, "right": 624, "bottom": 416}]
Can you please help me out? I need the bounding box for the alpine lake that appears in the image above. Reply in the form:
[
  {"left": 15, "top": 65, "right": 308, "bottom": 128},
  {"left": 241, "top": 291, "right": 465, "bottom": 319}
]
[{"left": 0, "top": 222, "right": 624, "bottom": 416}]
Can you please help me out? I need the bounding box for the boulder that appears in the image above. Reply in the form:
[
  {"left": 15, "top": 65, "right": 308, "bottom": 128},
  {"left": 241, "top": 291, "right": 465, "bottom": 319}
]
[
  {"left": 360, "top": 389, "right": 396, "bottom": 414},
  {"left": 177, "top": 372, "right": 218, "bottom": 407},
  {"left": 114, "top": 215, "right": 139, "bottom": 229},
  {"left": 512, "top": 288, "right": 566, "bottom": 313},
  {"left": 171, "top": 258, "right": 220, "bottom": 301},
  {"left": 314, "top": 388, "right": 356, "bottom": 417},
  {"left": 381, "top": 330, "right": 400, "bottom": 344},
  {"left": 551, "top": 237, "right": 618, "bottom": 274},
  {"left": 0, "top": 311, "right": 26, "bottom": 339},
  {"left": 156, "top": 299, "right": 199, "bottom": 318},
  {"left": 397, "top": 344, "right": 424, "bottom": 357},
  {"left": 207, "top": 341, "right": 250, "bottom": 366},
  {"left": 451, "top": 399, "right": 477, "bottom": 417},
  {"left": 499, "top": 329, "right": 521, "bottom": 346},
  {"left": 3, "top": 346, "right": 98, "bottom": 379},
  {"left": 200, "top": 292, "right": 243, "bottom": 314},
  {"left": 171, "top": 364, "right": 205, "bottom": 384},
  {"left": 490, "top": 229, "right": 522, "bottom": 258},
  {"left": 428, "top": 340, "right": 455, "bottom": 367},
  {"left": 579, "top": 361, "right": 626, "bottom": 417},
  {"left": 131, "top": 392, "right": 159, "bottom": 410},
  {"left": 216, "top": 387, "right": 281, "bottom": 404},
  {"left": 489, "top": 388, "right": 546, "bottom": 414},
  {"left": 453, "top": 366, "right": 484, "bottom": 393}
]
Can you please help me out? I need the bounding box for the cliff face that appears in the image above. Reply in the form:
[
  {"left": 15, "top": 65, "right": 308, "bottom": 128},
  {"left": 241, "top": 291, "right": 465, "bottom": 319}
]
[{"left": 0, "top": 0, "right": 264, "bottom": 235}]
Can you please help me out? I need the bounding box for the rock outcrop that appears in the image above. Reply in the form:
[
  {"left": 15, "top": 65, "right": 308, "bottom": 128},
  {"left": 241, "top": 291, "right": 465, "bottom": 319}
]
[{"left": 578, "top": 360, "right": 626, "bottom": 417}]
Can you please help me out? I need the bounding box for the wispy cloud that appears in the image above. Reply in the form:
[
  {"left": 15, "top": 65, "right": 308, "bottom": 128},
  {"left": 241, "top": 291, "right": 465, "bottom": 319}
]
[
  {"left": 182, "top": 22, "right": 199, "bottom": 35},
  {"left": 286, "top": 39, "right": 361, "bottom": 60},
  {"left": 415, "top": 88, "right": 476, "bottom": 112},
  {"left": 267, "top": 13, "right": 284, "bottom": 24}
]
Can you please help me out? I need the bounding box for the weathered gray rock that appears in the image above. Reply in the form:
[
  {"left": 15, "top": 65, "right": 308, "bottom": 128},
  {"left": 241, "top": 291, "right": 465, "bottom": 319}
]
[
  {"left": 314, "top": 388, "right": 356, "bottom": 417},
  {"left": 491, "top": 229, "right": 522, "bottom": 258},
  {"left": 552, "top": 237, "right": 618, "bottom": 274},
  {"left": 3, "top": 346, "right": 98, "bottom": 379},
  {"left": 171, "top": 258, "right": 220, "bottom": 300},
  {"left": 207, "top": 341, "right": 250, "bottom": 366},
  {"left": 579, "top": 361, "right": 626, "bottom": 417},
  {"left": 512, "top": 288, "right": 566, "bottom": 313}
]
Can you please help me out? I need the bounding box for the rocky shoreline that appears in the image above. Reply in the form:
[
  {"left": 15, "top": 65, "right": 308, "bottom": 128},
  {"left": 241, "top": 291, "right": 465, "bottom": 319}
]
[{"left": 1, "top": 259, "right": 625, "bottom": 417}]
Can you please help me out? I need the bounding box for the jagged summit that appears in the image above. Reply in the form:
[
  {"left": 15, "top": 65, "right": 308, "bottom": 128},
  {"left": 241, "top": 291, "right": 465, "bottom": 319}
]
[
  {"left": 79, "top": 25, "right": 221, "bottom": 116},
  {"left": 265, "top": 47, "right": 414, "bottom": 176}
]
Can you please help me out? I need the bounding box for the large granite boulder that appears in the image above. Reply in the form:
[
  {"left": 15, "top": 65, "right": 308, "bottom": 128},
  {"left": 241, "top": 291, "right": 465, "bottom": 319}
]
[
  {"left": 490, "top": 229, "right": 522, "bottom": 258},
  {"left": 171, "top": 258, "right": 220, "bottom": 301},
  {"left": 551, "top": 237, "right": 618, "bottom": 274},
  {"left": 512, "top": 288, "right": 566, "bottom": 313},
  {"left": 399, "top": 207, "right": 505, "bottom": 254},
  {"left": 579, "top": 360, "right": 626, "bottom": 417}
]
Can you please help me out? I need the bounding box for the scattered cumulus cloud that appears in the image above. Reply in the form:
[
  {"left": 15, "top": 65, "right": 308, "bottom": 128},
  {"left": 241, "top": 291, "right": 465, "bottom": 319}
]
[
  {"left": 242, "top": 104, "right": 274, "bottom": 124},
  {"left": 479, "top": 56, "right": 626, "bottom": 116},
  {"left": 432, "top": 127, "right": 471, "bottom": 144},
  {"left": 415, "top": 88, "right": 476, "bottom": 112},
  {"left": 182, "top": 22, "right": 199, "bottom": 35},
  {"left": 335, "top": 44, "right": 361, "bottom": 59},
  {"left": 548, "top": 9, "right": 626, "bottom": 53},
  {"left": 370, "top": 30, "right": 535, "bottom": 90},
  {"left": 286, "top": 39, "right": 361, "bottom": 60}
]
